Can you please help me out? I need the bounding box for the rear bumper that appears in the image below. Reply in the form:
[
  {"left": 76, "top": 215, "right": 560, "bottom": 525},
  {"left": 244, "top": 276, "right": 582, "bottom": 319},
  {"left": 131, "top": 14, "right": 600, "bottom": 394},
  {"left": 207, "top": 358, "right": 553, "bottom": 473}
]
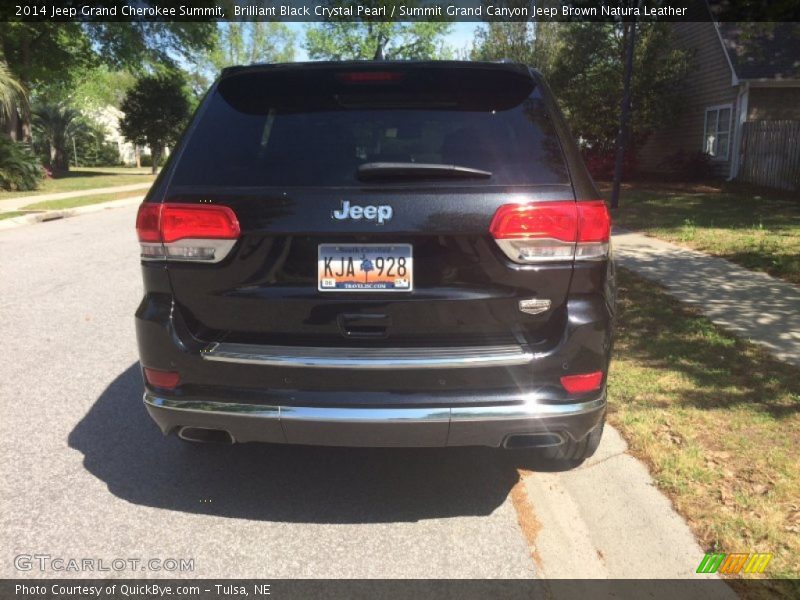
[
  {"left": 136, "top": 291, "right": 614, "bottom": 405},
  {"left": 144, "top": 391, "right": 606, "bottom": 448}
]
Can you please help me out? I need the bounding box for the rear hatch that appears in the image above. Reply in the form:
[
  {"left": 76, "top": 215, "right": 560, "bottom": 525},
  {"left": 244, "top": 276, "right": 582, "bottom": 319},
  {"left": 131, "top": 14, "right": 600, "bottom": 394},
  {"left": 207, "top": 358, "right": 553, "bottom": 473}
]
[{"left": 160, "top": 63, "right": 578, "bottom": 349}]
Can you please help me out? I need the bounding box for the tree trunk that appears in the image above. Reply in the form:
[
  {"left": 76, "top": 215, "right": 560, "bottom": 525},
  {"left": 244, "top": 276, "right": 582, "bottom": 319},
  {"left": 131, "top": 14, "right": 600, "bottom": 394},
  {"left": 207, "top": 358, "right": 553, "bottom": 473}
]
[
  {"left": 52, "top": 144, "right": 68, "bottom": 172},
  {"left": 19, "top": 36, "right": 32, "bottom": 143},
  {"left": 151, "top": 145, "right": 161, "bottom": 175},
  {"left": 5, "top": 104, "right": 20, "bottom": 141},
  {"left": 610, "top": 19, "right": 637, "bottom": 210},
  {"left": 21, "top": 112, "right": 32, "bottom": 143},
  {"left": 135, "top": 146, "right": 141, "bottom": 168}
]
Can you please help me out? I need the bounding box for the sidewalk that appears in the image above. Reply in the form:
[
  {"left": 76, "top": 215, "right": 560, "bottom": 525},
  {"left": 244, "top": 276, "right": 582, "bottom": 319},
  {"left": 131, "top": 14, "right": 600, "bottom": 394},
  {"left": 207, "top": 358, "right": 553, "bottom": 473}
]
[
  {"left": 0, "top": 195, "right": 143, "bottom": 231},
  {"left": 0, "top": 182, "right": 152, "bottom": 213},
  {"left": 613, "top": 228, "right": 800, "bottom": 368}
]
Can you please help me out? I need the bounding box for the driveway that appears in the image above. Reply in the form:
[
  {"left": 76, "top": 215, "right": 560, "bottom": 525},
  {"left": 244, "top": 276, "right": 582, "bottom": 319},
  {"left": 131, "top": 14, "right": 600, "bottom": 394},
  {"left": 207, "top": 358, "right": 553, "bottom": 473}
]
[{"left": 0, "top": 207, "right": 735, "bottom": 590}]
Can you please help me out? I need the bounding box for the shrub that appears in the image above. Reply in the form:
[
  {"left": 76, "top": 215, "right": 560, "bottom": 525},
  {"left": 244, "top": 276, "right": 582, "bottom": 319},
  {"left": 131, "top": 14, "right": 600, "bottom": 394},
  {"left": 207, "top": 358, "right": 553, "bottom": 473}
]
[
  {"left": 0, "top": 136, "right": 43, "bottom": 191},
  {"left": 661, "top": 150, "right": 712, "bottom": 181},
  {"left": 71, "top": 118, "right": 122, "bottom": 167},
  {"left": 81, "top": 141, "right": 121, "bottom": 167},
  {"left": 582, "top": 147, "right": 638, "bottom": 181}
]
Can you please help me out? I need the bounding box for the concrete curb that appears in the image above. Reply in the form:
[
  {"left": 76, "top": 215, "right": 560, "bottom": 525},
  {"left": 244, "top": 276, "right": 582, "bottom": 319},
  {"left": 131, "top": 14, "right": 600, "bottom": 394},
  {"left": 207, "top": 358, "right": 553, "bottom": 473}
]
[
  {"left": 0, "top": 196, "right": 143, "bottom": 231},
  {"left": 521, "top": 426, "right": 734, "bottom": 591}
]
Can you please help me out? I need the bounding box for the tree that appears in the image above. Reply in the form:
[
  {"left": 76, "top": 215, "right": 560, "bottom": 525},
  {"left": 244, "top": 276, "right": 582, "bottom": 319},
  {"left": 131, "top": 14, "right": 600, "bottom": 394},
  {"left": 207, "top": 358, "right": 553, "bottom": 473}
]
[
  {"left": 471, "top": 22, "right": 690, "bottom": 157},
  {"left": 120, "top": 74, "right": 190, "bottom": 174},
  {"left": 0, "top": 59, "right": 27, "bottom": 124},
  {"left": 71, "top": 66, "right": 137, "bottom": 112},
  {"left": 470, "top": 22, "right": 560, "bottom": 72},
  {"left": 306, "top": 3, "right": 452, "bottom": 60},
  {"left": 0, "top": 22, "right": 92, "bottom": 140},
  {"left": 32, "top": 104, "right": 81, "bottom": 172},
  {"left": 189, "top": 22, "right": 296, "bottom": 96},
  {"left": 545, "top": 23, "right": 691, "bottom": 154},
  {"left": 0, "top": 18, "right": 214, "bottom": 140}
]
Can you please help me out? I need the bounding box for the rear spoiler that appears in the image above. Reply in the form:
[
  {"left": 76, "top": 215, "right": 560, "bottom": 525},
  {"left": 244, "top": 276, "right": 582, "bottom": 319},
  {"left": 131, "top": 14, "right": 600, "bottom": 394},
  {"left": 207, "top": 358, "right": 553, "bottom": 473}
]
[{"left": 220, "top": 60, "right": 535, "bottom": 81}]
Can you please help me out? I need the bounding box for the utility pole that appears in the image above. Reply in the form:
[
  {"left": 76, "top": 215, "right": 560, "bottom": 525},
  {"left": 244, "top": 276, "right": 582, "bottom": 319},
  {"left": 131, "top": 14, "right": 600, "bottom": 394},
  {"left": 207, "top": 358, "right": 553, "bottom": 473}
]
[{"left": 610, "top": 18, "right": 637, "bottom": 210}]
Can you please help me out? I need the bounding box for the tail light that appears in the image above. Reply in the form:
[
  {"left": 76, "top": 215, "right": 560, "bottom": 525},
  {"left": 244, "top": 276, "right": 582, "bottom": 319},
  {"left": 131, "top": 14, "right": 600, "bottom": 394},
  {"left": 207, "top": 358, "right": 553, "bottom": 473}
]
[
  {"left": 136, "top": 203, "right": 240, "bottom": 263},
  {"left": 560, "top": 371, "right": 604, "bottom": 394},
  {"left": 143, "top": 367, "right": 180, "bottom": 390},
  {"left": 490, "top": 201, "right": 610, "bottom": 263}
]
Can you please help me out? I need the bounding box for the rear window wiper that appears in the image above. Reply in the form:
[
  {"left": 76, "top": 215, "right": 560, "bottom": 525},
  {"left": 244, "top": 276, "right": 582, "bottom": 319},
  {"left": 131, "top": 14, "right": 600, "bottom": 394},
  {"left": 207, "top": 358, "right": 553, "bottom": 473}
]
[{"left": 357, "top": 162, "right": 492, "bottom": 181}]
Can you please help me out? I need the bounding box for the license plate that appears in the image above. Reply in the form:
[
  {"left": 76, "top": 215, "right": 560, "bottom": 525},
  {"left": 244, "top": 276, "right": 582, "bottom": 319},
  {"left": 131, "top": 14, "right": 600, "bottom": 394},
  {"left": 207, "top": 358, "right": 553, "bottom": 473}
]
[{"left": 318, "top": 244, "right": 413, "bottom": 292}]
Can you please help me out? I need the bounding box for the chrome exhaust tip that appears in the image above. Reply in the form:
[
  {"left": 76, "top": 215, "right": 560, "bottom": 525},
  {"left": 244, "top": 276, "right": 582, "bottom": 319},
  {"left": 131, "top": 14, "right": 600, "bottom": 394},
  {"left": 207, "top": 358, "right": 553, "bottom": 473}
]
[
  {"left": 503, "top": 433, "right": 564, "bottom": 449},
  {"left": 178, "top": 426, "right": 234, "bottom": 444}
]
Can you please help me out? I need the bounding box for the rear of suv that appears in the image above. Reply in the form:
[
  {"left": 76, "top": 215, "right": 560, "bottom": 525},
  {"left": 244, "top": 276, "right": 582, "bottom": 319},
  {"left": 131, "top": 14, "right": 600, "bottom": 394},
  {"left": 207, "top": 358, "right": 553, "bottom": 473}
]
[{"left": 136, "top": 61, "right": 615, "bottom": 462}]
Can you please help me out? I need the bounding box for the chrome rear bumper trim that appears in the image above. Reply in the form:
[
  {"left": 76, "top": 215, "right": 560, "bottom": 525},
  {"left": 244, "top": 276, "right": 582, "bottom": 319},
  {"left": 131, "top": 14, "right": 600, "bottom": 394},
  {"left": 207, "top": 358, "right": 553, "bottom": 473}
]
[
  {"left": 201, "top": 342, "right": 533, "bottom": 369},
  {"left": 144, "top": 394, "right": 604, "bottom": 420},
  {"left": 144, "top": 393, "right": 606, "bottom": 447}
]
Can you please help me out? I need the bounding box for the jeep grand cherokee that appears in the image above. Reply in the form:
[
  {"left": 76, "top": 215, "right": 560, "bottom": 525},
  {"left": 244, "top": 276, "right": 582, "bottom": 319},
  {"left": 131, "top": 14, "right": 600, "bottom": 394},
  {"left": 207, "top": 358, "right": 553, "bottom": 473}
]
[{"left": 135, "top": 61, "right": 615, "bottom": 462}]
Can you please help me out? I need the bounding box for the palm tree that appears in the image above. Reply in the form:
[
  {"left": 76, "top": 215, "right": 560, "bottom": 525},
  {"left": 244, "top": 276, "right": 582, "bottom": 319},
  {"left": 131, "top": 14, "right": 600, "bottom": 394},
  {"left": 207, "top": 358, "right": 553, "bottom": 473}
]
[
  {"left": 0, "top": 60, "right": 28, "bottom": 138},
  {"left": 32, "top": 104, "right": 81, "bottom": 172}
]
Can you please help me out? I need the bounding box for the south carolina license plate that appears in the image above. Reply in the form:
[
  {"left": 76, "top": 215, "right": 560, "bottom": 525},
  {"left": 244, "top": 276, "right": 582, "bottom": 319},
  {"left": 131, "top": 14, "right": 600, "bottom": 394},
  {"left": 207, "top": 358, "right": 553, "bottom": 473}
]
[{"left": 318, "top": 244, "right": 413, "bottom": 292}]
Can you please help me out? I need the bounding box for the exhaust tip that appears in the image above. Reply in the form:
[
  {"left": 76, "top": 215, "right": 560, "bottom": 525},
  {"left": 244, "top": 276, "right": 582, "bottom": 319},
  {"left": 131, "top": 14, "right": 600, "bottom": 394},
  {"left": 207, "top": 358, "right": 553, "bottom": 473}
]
[
  {"left": 504, "top": 433, "right": 563, "bottom": 449},
  {"left": 178, "top": 426, "right": 234, "bottom": 444}
]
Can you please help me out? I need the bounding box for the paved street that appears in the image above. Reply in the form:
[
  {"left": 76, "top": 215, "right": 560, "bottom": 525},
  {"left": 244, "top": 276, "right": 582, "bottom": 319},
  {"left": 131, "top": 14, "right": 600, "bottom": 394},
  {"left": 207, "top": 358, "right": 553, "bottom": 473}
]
[{"left": 0, "top": 207, "right": 733, "bottom": 588}]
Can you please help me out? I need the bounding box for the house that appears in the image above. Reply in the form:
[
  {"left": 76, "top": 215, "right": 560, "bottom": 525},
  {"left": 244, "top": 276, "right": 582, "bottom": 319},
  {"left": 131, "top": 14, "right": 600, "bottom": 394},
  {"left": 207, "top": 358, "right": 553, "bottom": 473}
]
[
  {"left": 89, "top": 106, "right": 138, "bottom": 166},
  {"left": 638, "top": 22, "right": 800, "bottom": 189},
  {"left": 88, "top": 105, "right": 169, "bottom": 167}
]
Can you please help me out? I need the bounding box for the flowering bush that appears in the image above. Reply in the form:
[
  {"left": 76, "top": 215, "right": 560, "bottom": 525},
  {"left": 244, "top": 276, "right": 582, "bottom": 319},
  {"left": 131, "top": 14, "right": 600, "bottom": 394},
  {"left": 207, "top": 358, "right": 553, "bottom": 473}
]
[{"left": 582, "top": 148, "right": 638, "bottom": 181}]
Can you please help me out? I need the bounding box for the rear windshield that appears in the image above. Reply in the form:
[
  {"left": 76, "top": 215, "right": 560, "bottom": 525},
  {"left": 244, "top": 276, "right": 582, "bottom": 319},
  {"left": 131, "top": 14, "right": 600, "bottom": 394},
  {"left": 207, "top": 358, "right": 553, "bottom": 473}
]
[{"left": 171, "top": 66, "right": 569, "bottom": 188}]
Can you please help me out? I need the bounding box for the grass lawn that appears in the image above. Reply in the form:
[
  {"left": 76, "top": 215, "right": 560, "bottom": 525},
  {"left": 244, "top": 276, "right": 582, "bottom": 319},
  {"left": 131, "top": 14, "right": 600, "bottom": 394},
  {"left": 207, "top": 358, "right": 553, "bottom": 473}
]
[
  {"left": 0, "top": 167, "right": 154, "bottom": 200},
  {"left": 22, "top": 191, "right": 144, "bottom": 211},
  {"left": 0, "top": 211, "right": 26, "bottom": 221},
  {"left": 610, "top": 269, "right": 800, "bottom": 593},
  {"left": 605, "top": 182, "right": 800, "bottom": 284}
]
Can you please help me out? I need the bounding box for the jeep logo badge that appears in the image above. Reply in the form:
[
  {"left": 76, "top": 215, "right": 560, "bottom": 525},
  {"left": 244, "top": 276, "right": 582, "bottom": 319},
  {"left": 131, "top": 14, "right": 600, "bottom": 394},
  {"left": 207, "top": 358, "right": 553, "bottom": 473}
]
[{"left": 333, "top": 200, "right": 393, "bottom": 225}]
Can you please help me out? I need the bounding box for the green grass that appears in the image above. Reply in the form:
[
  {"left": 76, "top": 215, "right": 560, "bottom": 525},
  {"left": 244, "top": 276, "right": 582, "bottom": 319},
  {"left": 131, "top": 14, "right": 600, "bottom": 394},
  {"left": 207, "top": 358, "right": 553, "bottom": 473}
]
[
  {"left": 605, "top": 182, "right": 800, "bottom": 284},
  {"left": 22, "top": 191, "right": 144, "bottom": 211},
  {"left": 610, "top": 269, "right": 800, "bottom": 591},
  {"left": 0, "top": 167, "right": 154, "bottom": 200},
  {"left": 0, "top": 211, "right": 26, "bottom": 220}
]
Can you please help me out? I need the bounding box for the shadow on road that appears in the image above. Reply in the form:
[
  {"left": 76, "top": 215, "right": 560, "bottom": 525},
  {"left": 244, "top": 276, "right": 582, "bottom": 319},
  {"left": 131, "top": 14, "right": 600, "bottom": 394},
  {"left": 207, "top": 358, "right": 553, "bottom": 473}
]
[{"left": 68, "top": 364, "right": 546, "bottom": 524}]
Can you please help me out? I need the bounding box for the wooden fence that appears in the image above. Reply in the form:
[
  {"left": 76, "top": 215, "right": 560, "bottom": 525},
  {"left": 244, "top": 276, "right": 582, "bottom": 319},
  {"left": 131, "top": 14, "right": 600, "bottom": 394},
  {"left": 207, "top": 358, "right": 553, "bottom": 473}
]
[{"left": 738, "top": 120, "right": 800, "bottom": 191}]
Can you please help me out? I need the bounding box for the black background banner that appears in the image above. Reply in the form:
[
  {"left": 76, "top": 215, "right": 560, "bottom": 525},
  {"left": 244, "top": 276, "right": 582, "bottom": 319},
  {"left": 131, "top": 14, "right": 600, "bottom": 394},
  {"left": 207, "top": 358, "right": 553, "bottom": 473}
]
[
  {"left": 2, "top": 1, "right": 800, "bottom": 23},
  {"left": 0, "top": 579, "right": 786, "bottom": 600}
]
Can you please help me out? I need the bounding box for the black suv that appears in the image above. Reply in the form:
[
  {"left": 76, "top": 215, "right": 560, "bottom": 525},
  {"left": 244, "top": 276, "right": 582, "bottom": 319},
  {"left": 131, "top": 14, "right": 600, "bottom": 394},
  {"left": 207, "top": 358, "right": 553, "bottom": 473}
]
[{"left": 136, "top": 61, "right": 615, "bottom": 462}]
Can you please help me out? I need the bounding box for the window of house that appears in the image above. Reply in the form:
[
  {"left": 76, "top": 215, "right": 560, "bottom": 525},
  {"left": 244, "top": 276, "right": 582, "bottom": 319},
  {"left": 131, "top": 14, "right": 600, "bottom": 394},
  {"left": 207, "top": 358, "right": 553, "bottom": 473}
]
[{"left": 704, "top": 105, "right": 732, "bottom": 160}]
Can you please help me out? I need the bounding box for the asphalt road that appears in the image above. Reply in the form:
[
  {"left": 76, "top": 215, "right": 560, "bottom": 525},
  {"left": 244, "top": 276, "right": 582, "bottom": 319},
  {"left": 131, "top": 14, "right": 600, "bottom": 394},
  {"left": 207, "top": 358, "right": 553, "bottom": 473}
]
[{"left": 0, "top": 205, "right": 737, "bottom": 592}]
